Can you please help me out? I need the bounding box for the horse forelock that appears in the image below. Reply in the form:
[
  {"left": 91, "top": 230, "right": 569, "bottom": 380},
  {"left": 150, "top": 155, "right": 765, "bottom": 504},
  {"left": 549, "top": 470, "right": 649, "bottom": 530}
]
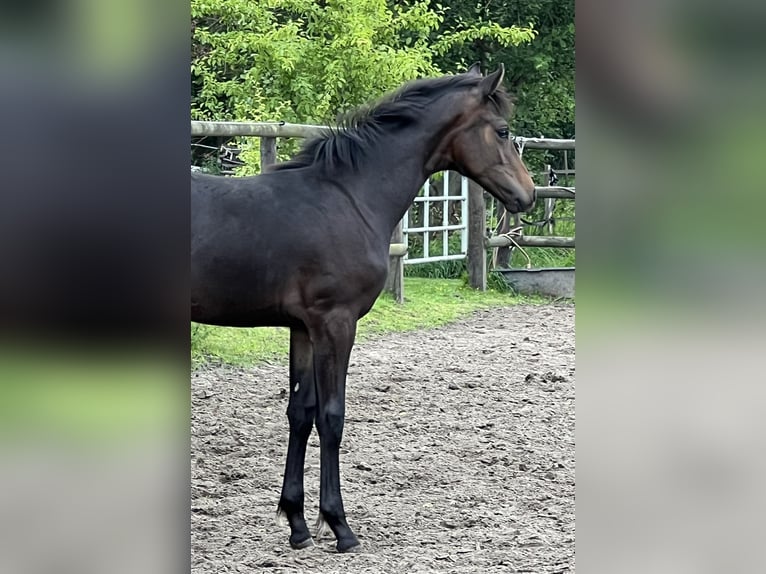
[{"left": 269, "top": 73, "right": 512, "bottom": 173}]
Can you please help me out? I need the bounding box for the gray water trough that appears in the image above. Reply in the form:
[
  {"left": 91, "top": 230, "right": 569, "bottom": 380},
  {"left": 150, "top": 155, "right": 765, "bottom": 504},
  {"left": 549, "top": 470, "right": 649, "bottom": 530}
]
[{"left": 497, "top": 267, "right": 575, "bottom": 299}]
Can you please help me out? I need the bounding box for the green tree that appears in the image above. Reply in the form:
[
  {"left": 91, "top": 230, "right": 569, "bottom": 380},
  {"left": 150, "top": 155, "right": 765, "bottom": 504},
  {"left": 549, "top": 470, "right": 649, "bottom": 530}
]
[
  {"left": 424, "top": 0, "right": 575, "bottom": 239},
  {"left": 427, "top": 0, "right": 574, "bottom": 141},
  {"left": 191, "top": 0, "right": 535, "bottom": 171}
]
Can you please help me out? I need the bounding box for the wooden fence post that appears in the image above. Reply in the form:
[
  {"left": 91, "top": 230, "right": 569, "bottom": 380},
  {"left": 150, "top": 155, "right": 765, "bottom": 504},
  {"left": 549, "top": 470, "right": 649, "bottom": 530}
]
[
  {"left": 467, "top": 182, "right": 487, "bottom": 290},
  {"left": 385, "top": 221, "right": 404, "bottom": 303},
  {"left": 493, "top": 201, "right": 512, "bottom": 269},
  {"left": 260, "top": 136, "right": 277, "bottom": 169}
]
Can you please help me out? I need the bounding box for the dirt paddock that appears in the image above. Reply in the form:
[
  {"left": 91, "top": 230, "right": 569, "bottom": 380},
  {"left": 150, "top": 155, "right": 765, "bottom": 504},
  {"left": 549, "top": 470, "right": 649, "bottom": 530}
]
[{"left": 192, "top": 304, "right": 575, "bottom": 573}]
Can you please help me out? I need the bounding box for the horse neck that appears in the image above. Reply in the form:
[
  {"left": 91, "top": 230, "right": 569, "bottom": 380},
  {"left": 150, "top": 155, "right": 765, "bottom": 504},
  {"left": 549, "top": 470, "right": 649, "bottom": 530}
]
[{"left": 340, "top": 120, "right": 452, "bottom": 239}]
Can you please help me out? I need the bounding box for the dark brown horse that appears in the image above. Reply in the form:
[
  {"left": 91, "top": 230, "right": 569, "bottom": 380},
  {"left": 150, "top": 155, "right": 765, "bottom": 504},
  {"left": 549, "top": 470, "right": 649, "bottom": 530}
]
[{"left": 191, "top": 64, "right": 536, "bottom": 552}]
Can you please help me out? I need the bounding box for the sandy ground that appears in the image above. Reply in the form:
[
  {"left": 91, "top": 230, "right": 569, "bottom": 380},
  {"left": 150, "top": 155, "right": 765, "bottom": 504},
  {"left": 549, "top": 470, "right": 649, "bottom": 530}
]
[{"left": 192, "top": 303, "right": 575, "bottom": 573}]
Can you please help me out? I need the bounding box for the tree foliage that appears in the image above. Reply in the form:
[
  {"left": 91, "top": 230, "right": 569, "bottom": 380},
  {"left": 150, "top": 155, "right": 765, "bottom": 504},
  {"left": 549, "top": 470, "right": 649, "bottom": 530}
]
[
  {"left": 191, "top": 0, "right": 537, "bottom": 171},
  {"left": 428, "top": 0, "right": 574, "bottom": 141}
]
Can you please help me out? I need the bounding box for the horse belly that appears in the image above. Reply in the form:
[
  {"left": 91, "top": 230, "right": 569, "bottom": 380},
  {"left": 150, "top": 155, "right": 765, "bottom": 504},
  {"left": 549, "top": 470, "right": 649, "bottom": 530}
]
[{"left": 191, "top": 243, "right": 299, "bottom": 327}]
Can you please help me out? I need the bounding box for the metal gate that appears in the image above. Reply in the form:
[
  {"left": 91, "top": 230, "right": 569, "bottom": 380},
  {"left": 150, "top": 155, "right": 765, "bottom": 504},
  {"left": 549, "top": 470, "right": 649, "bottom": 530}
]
[{"left": 402, "top": 171, "right": 468, "bottom": 264}]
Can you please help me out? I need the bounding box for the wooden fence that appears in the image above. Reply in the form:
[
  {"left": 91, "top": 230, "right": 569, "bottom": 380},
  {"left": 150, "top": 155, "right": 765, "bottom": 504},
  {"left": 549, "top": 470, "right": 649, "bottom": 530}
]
[{"left": 191, "top": 120, "right": 574, "bottom": 298}]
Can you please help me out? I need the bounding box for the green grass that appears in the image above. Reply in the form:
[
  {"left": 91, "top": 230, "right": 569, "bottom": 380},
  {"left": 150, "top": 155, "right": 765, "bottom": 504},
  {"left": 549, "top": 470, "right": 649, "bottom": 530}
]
[
  {"left": 191, "top": 277, "right": 550, "bottom": 368},
  {"left": 509, "top": 246, "right": 576, "bottom": 268}
]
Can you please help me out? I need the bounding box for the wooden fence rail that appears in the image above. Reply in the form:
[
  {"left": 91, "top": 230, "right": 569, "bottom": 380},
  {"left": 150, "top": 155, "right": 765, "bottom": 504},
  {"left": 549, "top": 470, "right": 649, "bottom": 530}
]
[
  {"left": 534, "top": 186, "right": 575, "bottom": 199},
  {"left": 191, "top": 121, "right": 574, "bottom": 297},
  {"left": 191, "top": 120, "right": 574, "bottom": 149},
  {"left": 486, "top": 235, "right": 575, "bottom": 248},
  {"left": 191, "top": 121, "right": 326, "bottom": 138}
]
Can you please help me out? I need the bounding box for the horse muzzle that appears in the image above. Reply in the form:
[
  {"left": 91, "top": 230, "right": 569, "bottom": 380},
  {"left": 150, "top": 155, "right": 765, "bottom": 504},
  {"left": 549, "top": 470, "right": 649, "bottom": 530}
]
[{"left": 507, "top": 188, "right": 536, "bottom": 214}]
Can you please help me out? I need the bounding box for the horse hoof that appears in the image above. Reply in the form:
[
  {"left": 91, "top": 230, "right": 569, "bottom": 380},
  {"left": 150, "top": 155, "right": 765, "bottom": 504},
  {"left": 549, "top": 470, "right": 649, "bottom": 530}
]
[
  {"left": 290, "top": 537, "right": 314, "bottom": 550},
  {"left": 337, "top": 540, "right": 362, "bottom": 553}
]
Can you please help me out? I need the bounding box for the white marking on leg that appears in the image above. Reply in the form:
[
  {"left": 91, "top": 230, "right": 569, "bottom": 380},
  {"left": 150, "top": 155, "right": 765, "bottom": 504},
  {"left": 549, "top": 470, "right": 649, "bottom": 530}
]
[
  {"left": 294, "top": 382, "right": 300, "bottom": 393},
  {"left": 275, "top": 505, "right": 287, "bottom": 527},
  {"left": 314, "top": 512, "right": 331, "bottom": 540}
]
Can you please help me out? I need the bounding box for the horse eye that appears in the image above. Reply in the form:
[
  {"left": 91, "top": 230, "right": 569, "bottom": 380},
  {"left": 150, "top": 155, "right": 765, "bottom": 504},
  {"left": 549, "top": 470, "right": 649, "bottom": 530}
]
[{"left": 496, "top": 128, "right": 510, "bottom": 140}]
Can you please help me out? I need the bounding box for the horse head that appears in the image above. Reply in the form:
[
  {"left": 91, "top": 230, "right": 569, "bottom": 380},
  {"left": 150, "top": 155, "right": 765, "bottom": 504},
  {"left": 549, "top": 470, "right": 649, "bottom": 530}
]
[{"left": 432, "top": 64, "right": 537, "bottom": 214}]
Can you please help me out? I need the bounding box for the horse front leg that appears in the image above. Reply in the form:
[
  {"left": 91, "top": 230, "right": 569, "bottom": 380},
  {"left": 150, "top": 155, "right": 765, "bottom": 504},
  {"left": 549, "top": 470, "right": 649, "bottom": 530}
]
[
  {"left": 278, "top": 326, "right": 317, "bottom": 549},
  {"left": 308, "top": 310, "right": 361, "bottom": 553}
]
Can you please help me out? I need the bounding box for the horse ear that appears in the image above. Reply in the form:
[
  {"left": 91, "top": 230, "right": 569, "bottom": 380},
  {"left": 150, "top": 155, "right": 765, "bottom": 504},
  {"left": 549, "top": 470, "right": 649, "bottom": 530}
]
[
  {"left": 466, "top": 62, "right": 482, "bottom": 76},
  {"left": 480, "top": 64, "right": 505, "bottom": 96}
]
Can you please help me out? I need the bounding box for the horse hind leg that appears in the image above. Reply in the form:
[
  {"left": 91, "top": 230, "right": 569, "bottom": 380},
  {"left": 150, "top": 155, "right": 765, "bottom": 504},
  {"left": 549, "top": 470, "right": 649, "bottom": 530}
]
[
  {"left": 308, "top": 310, "right": 361, "bottom": 553},
  {"left": 278, "top": 326, "right": 317, "bottom": 549}
]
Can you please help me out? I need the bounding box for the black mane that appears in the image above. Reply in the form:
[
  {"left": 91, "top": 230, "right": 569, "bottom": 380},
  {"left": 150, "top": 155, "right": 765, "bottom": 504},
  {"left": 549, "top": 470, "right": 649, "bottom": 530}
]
[{"left": 268, "top": 73, "right": 512, "bottom": 173}]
